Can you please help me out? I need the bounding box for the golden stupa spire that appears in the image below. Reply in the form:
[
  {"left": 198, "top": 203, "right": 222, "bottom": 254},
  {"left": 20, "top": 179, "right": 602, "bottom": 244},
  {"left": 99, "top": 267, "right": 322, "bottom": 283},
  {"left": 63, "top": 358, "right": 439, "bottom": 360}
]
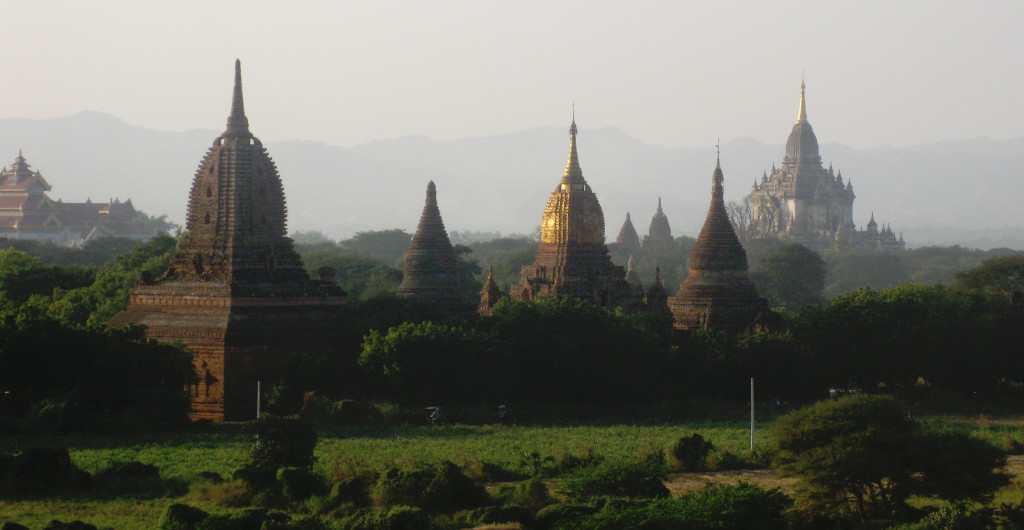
[
  {"left": 563, "top": 103, "right": 584, "bottom": 183},
  {"left": 797, "top": 75, "right": 808, "bottom": 123}
]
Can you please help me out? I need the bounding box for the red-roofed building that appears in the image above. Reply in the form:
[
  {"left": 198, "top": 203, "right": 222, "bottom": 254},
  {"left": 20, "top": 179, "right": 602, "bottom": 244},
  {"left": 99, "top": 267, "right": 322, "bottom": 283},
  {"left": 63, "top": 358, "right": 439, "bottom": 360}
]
[{"left": 0, "top": 152, "right": 159, "bottom": 246}]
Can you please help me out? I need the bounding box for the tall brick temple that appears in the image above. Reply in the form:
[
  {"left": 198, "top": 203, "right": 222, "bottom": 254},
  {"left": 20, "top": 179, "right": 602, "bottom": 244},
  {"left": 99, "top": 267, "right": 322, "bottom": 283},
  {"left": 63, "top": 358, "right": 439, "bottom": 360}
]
[
  {"left": 670, "top": 155, "right": 768, "bottom": 333},
  {"left": 512, "top": 118, "right": 633, "bottom": 308},
  {"left": 111, "top": 61, "right": 346, "bottom": 421}
]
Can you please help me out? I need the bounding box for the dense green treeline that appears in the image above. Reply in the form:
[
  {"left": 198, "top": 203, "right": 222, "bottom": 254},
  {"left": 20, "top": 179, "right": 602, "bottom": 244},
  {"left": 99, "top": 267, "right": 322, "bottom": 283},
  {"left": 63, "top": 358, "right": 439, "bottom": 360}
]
[{"left": 2, "top": 231, "right": 1024, "bottom": 427}]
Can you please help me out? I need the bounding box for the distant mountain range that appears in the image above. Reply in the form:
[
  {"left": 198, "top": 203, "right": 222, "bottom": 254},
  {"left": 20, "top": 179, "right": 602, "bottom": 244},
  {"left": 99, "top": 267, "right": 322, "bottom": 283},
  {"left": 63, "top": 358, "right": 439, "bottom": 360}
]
[{"left": 1, "top": 111, "right": 1022, "bottom": 249}]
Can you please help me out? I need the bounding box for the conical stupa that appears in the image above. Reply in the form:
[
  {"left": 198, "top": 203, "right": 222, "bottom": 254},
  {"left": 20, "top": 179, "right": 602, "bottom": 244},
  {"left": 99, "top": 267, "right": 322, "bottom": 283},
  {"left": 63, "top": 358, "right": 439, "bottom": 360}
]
[
  {"left": 669, "top": 154, "right": 767, "bottom": 333},
  {"left": 397, "top": 181, "right": 473, "bottom": 311}
]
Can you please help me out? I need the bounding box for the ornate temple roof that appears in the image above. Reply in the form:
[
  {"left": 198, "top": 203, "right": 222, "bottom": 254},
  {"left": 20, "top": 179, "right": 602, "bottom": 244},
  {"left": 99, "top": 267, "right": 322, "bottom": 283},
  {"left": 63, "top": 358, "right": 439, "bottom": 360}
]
[
  {"left": 539, "top": 119, "right": 605, "bottom": 246},
  {"left": 615, "top": 212, "right": 641, "bottom": 250},
  {"left": 513, "top": 115, "right": 634, "bottom": 308},
  {"left": 647, "top": 197, "right": 672, "bottom": 241},
  {"left": 397, "top": 181, "right": 468, "bottom": 305},
  {"left": 784, "top": 80, "right": 822, "bottom": 167},
  {"left": 162, "top": 59, "right": 307, "bottom": 285},
  {"left": 479, "top": 266, "right": 503, "bottom": 314}
]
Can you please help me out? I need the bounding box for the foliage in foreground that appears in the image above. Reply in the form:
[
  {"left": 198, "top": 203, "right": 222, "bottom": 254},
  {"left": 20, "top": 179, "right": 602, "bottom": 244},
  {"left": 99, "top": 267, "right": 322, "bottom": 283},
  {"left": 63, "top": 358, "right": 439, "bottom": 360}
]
[{"left": 773, "top": 394, "right": 1007, "bottom": 524}]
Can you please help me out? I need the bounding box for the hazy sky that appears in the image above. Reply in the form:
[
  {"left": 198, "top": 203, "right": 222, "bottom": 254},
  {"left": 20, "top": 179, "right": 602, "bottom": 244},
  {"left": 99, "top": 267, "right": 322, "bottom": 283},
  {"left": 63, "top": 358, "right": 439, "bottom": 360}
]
[{"left": 1, "top": 1, "right": 1020, "bottom": 150}]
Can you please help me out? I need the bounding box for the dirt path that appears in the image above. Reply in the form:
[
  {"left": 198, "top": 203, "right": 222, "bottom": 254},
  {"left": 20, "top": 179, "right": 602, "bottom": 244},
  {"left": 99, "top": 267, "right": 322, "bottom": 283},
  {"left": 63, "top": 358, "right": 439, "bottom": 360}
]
[{"left": 663, "top": 455, "right": 1024, "bottom": 495}]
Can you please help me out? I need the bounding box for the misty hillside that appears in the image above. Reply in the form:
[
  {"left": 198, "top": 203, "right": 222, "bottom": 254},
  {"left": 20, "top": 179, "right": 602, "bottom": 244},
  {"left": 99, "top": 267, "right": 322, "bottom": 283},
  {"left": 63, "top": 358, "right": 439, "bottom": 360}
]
[{"left": 1, "top": 112, "right": 1022, "bottom": 248}]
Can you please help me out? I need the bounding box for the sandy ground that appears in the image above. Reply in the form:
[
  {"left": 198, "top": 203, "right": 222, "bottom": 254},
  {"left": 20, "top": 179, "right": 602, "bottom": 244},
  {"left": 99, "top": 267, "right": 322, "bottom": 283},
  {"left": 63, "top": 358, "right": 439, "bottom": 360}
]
[{"left": 662, "top": 455, "right": 1024, "bottom": 496}]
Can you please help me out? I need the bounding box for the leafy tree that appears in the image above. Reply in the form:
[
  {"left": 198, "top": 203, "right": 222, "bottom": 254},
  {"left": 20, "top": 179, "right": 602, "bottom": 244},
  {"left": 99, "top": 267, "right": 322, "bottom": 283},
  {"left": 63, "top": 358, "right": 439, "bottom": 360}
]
[
  {"left": 793, "top": 284, "right": 990, "bottom": 392},
  {"left": 339, "top": 229, "right": 412, "bottom": 267},
  {"left": 749, "top": 243, "right": 825, "bottom": 311},
  {"left": 773, "top": 395, "right": 1006, "bottom": 524},
  {"left": 0, "top": 317, "right": 194, "bottom": 424},
  {"left": 0, "top": 249, "right": 95, "bottom": 303},
  {"left": 824, "top": 251, "right": 908, "bottom": 298},
  {"left": 359, "top": 321, "right": 484, "bottom": 403},
  {"left": 955, "top": 255, "right": 1024, "bottom": 303},
  {"left": 299, "top": 250, "right": 401, "bottom": 300}
]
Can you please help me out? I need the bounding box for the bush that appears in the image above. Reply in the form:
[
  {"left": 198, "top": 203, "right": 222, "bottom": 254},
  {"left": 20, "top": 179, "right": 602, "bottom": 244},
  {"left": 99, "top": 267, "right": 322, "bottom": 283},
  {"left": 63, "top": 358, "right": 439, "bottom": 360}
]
[
  {"left": 534, "top": 504, "right": 597, "bottom": 529},
  {"left": 94, "top": 460, "right": 183, "bottom": 497},
  {"left": 1, "top": 522, "right": 30, "bottom": 530},
  {"left": 331, "top": 477, "right": 371, "bottom": 506},
  {"left": 0, "top": 447, "right": 91, "bottom": 497},
  {"left": 193, "top": 509, "right": 290, "bottom": 530},
  {"left": 244, "top": 416, "right": 318, "bottom": 470},
  {"left": 41, "top": 522, "right": 98, "bottom": 530},
  {"left": 773, "top": 395, "right": 1007, "bottom": 523},
  {"left": 675, "top": 482, "right": 791, "bottom": 529},
  {"left": 461, "top": 505, "right": 534, "bottom": 527},
  {"left": 338, "top": 506, "right": 434, "bottom": 530},
  {"left": 669, "top": 433, "right": 714, "bottom": 471},
  {"left": 277, "top": 467, "right": 327, "bottom": 502},
  {"left": 159, "top": 503, "right": 209, "bottom": 530},
  {"left": 370, "top": 461, "right": 487, "bottom": 511},
  {"left": 562, "top": 461, "right": 668, "bottom": 499}
]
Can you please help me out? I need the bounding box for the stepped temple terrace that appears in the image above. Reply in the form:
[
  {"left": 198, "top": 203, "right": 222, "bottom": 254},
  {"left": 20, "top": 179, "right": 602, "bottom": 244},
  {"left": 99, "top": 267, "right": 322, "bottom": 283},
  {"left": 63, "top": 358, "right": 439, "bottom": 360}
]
[
  {"left": 670, "top": 154, "right": 769, "bottom": 333},
  {"left": 511, "top": 118, "right": 634, "bottom": 308},
  {"left": 110, "top": 61, "right": 346, "bottom": 421},
  {"left": 747, "top": 81, "right": 904, "bottom": 252}
]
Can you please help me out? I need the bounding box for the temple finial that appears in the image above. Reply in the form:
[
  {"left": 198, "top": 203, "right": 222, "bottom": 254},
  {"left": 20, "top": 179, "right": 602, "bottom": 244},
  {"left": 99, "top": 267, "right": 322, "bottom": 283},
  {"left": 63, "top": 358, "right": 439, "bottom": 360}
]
[
  {"left": 224, "top": 59, "right": 251, "bottom": 138},
  {"left": 797, "top": 77, "right": 808, "bottom": 123},
  {"left": 569, "top": 101, "right": 577, "bottom": 136},
  {"left": 563, "top": 109, "right": 583, "bottom": 181},
  {"left": 657, "top": 197, "right": 663, "bottom": 213}
]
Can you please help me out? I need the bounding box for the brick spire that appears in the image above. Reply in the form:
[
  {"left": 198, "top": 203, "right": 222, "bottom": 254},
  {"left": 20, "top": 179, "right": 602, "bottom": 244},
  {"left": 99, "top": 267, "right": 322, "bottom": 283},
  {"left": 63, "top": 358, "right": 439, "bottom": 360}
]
[
  {"left": 669, "top": 154, "right": 767, "bottom": 332},
  {"left": 224, "top": 59, "right": 251, "bottom": 139},
  {"left": 397, "top": 181, "right": 471, "bottom": 308}
]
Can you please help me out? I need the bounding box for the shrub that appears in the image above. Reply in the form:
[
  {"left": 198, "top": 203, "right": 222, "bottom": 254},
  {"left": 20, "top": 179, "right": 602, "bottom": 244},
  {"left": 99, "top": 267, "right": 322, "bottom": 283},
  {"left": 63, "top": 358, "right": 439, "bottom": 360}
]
[
  {"left": 461, "top": 505, "right": 534, "bottom": 527},
  {"left": 669, "top": 433, "right": 715, "bottom": 471},
  {"left": 370, "top": 461, "right": 487, "bottom": 511},
  {"left": 338, "top": 506, "right": 434, "bottom": 530},
  {"left": 513, "top": 477, "right": 550, "bottom": 512},
  {"left": 1, "top": 522, "right": 30, "bottom": 530},
  {"left": 277, "top": 467, "right": 327, "bottom": 502},
  {"left": 331, "top": 477, "right": 371, "bottom": 506},
  {"left": 562, "top": 461, "right": 668, "bottom": 499},
  {"left": 159, "top": 503, "right": 209, "bottom": 530},
  {"left": 676, "top": 482, "right": 791, "bottom": 529},
  {"left": 773, "top": 395, "right": 1007, "bottom": 523},
  {"left": 41, "top": 522, "right": 98, "bottom": 530},
  {"left": 95, "top": 460, "right": 184, "bottom": 497},
  {"left": 233, "top": 464, "right": 278, "bottom": 491},
  {"left": 193, "top": 508, "right": 289, "bottom": 530},
  {"left": 534, "top": 504, "right": 597, "bottom": 529},
  {"left": 244, "top": 416, "right": 318, "bottom": 470},
  {"left": 0, "top": 447, "right": 91, "bottom": 497}
]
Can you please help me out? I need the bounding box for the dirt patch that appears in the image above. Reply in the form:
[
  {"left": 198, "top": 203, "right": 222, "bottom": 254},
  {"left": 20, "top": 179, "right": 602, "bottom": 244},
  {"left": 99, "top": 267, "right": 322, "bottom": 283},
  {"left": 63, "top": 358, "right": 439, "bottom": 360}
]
[{"left": 664, "top": 455, "right": 1024, "bottom": 496}]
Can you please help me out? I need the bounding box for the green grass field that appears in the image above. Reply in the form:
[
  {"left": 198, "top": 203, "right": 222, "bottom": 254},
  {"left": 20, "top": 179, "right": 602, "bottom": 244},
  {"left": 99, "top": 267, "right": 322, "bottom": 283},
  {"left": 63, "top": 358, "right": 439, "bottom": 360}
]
[{"left": 3, "top": 416, "right": 1024, "bottom": 529}]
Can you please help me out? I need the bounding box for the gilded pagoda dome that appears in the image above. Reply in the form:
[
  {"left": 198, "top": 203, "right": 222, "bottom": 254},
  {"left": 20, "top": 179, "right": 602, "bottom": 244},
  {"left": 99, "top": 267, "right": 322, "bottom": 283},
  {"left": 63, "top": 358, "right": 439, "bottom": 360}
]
[{"left": 539, "top": 119, "right": 606, "bottom": 246}]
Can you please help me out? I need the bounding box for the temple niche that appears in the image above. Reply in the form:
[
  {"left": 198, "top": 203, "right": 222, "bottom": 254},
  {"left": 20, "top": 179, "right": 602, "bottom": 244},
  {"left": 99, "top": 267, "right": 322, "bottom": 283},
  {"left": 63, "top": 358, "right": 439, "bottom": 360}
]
[
  {"left": 396, "top": 181, "right": 474, "bottom": 313},
  {"left": 670, "top": 155, "right": 768, "bottom": 333},
  {"left": 747, "top": 81, "right": 905, "bottom": 252},
  {"left": 110, "top": 61, "right": 346, "bottom": 421},
  {"left": 511, "top": 118, "right": 634, "bottom": 308}
]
